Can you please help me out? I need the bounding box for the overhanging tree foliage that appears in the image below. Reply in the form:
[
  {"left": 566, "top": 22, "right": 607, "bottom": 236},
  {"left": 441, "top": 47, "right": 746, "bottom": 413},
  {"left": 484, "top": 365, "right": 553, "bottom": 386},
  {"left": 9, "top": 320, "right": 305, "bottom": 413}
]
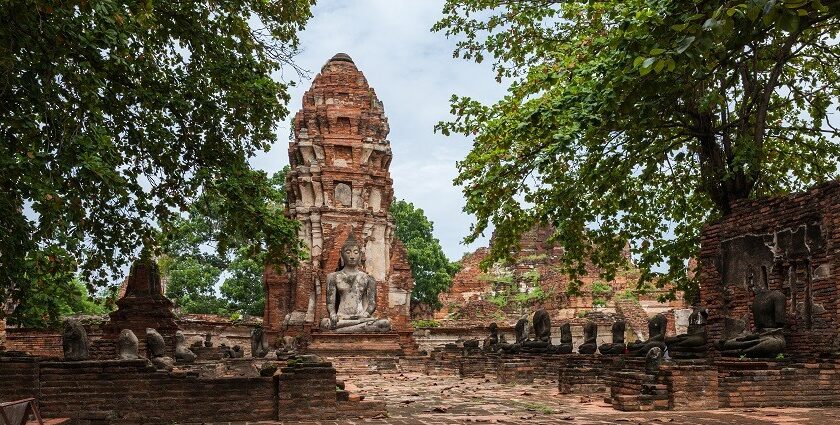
[
  {"left": 434, "top": 0, "right": 840, "bottom": 297},
  {"left": 391, "top": 200, "right": 459, "bottom": 308},
  {"left": 160, "top": 168, "right": 290, "bottom": 317},
  {"left": 1, "top": 1, "right": 311, "bottom": 316}
]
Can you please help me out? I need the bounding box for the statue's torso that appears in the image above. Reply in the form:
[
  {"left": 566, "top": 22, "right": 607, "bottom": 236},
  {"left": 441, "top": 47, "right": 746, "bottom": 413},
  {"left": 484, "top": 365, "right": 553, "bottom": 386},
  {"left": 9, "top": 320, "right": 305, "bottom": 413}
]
[
  {"left": 752, "top": 290, "right": 785, "bottom": 329},
  {"left": 333, "top": 270, "right": 371, "bottom": 319}
]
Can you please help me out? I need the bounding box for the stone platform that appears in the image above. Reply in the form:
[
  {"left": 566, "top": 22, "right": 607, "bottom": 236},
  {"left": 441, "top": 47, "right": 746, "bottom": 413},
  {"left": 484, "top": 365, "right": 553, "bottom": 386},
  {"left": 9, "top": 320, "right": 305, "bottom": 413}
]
[{"left": 307, "top": 332, "right": 404, "bottom": 356}]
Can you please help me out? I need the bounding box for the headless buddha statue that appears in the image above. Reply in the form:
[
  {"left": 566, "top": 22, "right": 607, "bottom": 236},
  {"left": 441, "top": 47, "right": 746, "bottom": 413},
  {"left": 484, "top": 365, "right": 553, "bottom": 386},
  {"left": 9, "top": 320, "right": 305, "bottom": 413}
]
[
  {"left": 719, "top": 270, "right": 785, "bottom": 358},
  {"left": 627, "top": 314, "right": 667, "bottom": 357},
  {"left": 598, "top": 320, "right": 626, "bottom": 355},
  {"left": 322, "top": 235, "right": 391, "bottom": 333},
  {"left": 578, "top": 320, "right": 598, "bottom": 354},
  {"left": 665, "top": 306, "right": 708, "bottom": 358}
]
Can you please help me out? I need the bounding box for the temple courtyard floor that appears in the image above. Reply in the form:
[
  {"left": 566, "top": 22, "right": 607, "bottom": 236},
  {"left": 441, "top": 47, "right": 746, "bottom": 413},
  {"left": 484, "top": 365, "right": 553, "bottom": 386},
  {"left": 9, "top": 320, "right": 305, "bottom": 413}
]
[{"left": 206, "top": 372, "right": 840, "bottom": 424}]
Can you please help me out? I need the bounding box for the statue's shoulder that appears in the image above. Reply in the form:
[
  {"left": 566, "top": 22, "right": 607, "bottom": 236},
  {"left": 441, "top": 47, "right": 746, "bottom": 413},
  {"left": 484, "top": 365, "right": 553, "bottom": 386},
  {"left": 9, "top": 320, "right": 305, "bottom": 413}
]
[
  {"left": 768, "top": 289, "right": 786, "bottom": 301},
  {"left": 326, "top": 270, "right": 340, "bottom": 282}
]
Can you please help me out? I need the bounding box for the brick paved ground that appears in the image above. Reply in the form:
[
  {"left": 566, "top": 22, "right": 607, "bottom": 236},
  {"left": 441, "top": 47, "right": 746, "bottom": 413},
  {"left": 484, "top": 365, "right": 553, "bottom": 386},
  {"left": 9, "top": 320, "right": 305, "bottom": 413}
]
[{"left": 207, "top": 372, "right": 840, "bottom": 424}]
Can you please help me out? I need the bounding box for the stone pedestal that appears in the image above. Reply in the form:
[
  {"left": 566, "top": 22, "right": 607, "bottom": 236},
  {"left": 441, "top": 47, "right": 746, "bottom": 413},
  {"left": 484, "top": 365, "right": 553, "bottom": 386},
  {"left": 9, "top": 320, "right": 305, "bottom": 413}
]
[
  {"left": 497, "top": 359, "right": 535, "bottom": 384},
  {"left": 558, "top": 354, "right": 613, "bottom": 394},
  {"left": 609, "top": 371, "right": 669, "bottom": 412},
  {"left": 306, "top": 332, "right": 403, "bottom": 356}
]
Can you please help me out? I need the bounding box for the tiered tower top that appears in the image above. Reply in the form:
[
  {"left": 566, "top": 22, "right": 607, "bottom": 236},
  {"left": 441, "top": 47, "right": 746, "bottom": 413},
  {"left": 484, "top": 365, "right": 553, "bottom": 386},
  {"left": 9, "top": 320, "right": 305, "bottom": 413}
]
[{"left": 289, "top": 53, "right": 393, "bottom": 212}]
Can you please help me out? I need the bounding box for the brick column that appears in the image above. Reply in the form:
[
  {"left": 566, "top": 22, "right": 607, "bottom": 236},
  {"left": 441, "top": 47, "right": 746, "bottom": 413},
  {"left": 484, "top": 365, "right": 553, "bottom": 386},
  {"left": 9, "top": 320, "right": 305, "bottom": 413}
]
[
  {"left": 0, "top": 317, "right": 6, "bottom": 351},
  {"left": 277, "top": 360, "right": 338, "bottom": 421}
]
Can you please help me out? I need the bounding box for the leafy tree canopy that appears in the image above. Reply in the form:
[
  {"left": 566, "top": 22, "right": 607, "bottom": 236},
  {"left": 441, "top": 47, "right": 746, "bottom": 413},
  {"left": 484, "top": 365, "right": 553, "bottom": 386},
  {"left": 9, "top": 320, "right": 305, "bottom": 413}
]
[
  {"left": 160, "top": 168, "right": 289, "bottom": 317},
  {"left": 1, "top": 1, "right": 311, "bottom": 316},
  {"left": 8, "top": 277, "right": 116, "bottom": 328},
  {"left": 391, "top": 200, "right": 459, "bottom": 308},
  {"left": 434, "top": 0, "right": 840, "bottom": 297}
]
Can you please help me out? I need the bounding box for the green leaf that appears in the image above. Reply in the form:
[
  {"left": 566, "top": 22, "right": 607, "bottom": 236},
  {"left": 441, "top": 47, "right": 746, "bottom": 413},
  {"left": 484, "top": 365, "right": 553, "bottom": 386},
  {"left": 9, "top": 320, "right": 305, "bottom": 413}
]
[
  {"left": 654, "top": 59, "right": 666, "bottom": 73},
  {"left": 676, "top": 36, "right": 696, "bottom": 53},
  {"left": 778, "top": 12, "right": 800, "bottom": 32},
  {"left": 633, "top": 56, "right": 646, "bottom": 67}
]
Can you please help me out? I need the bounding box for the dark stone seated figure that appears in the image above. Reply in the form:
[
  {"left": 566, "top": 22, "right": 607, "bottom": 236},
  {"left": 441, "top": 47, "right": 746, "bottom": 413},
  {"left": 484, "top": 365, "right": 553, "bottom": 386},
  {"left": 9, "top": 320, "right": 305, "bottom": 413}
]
[
  {"left": 719, "top": 280, "right": 786, "bottom": 358},
  {"left": 521, "top": 309, "right": 556, "bottom": 353},
  {"left": 666, "top": 306, "right": 709, "bottom": 358},
  {"left": 578, "top": 320, "right": 598, "bottom": 354},
  {"left": 251, "top": 327, "right": 270, "bottom": 358},
  {"left": 627, "top": 313, "right": 667, "bottom": 357},
  {"left": 498, "top": 318, "right": 529, "bottom": 353},
  {"left": 557, "top": 323, "right": 573, "bottom": 354},
  {"left": 146, "top": 328, "right": 174, "bottom": 370},
  {"left": 62, "top": 319, "right": 90, "bottom": 361},
  {"left": 482, "top": 323, "right": 500, "bottom": 352},
  {"left": 599, "top": 321, "right": 626, "bottom": 355},
  {"left": 645, "top": 346, "right": 663, "bottom": 375},
  {"left": 117, "top": 329, "right": 140, "bottom": 360},
  {"left": 174, "top": 331, "right": 197, "bottom": 363},
  {"left": 463, "top": 339, "right": 480, "bottom": 349}
]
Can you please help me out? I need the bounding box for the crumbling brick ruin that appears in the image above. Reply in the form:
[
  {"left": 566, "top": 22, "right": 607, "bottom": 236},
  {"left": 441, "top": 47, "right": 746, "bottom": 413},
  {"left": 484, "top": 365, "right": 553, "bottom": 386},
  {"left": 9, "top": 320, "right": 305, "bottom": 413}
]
[
  {"left": 700, "top": 181, "right": 840, "bottom": 358},
  {"left": 433, "top": 225, "right": 686, "bottom": 340}
]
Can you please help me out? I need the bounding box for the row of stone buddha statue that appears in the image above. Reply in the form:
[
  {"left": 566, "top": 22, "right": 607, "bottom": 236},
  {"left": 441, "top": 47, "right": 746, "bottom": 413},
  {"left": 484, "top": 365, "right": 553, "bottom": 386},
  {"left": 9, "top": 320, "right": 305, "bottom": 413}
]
[
  {"left": 480, "top": 283, "right": 788, "bottom": 359},
  {"left": 61, "top": 319, "right": 298, "bottom": 367}
]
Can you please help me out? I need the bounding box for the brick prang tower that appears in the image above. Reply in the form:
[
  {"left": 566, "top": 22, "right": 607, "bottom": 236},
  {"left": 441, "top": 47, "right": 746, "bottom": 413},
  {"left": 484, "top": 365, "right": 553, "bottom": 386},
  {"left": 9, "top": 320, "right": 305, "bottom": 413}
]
[{"left": 263, "top": 53, "right": 414, "bottom": 340}]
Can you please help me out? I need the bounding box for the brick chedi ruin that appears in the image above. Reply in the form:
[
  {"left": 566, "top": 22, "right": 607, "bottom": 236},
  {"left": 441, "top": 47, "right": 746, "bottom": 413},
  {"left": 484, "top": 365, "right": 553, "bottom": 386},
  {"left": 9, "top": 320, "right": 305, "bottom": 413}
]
[
  {"left": 426, "top": 225, "right": 687, "bottom": 350},
  {"left": 263, "top": 53, "right": 415, "bottom": 353}
]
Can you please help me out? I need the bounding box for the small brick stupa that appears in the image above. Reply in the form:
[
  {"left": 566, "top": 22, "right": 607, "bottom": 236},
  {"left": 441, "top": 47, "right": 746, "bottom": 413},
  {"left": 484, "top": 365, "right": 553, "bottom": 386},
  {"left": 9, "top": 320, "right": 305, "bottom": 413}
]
[
  {"left": 263, "top": 53, "right": 415, "bottom": 352},
  {"left": 106, "top": 257, "right": 178, "bottom": 347}
]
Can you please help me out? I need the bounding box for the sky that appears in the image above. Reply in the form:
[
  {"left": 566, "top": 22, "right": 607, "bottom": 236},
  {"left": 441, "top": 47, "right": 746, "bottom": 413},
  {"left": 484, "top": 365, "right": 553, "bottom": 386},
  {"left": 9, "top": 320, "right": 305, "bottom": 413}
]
[{"left": 249, "top": 0, "right": 507, "bottom": 260}]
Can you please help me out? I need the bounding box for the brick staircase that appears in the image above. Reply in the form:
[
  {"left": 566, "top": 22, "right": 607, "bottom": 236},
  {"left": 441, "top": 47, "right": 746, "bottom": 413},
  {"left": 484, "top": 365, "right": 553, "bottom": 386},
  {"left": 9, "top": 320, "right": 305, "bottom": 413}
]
[{"left": 615, "top": 299, "right": 650, "bottom": 341}]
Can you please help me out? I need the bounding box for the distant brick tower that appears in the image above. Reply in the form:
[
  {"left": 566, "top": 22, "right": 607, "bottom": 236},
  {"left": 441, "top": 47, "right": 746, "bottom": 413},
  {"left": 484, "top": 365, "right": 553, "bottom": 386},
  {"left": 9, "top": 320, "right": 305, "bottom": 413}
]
[{"left": 263, "top": 53, "right": 414, "bottom": 341}]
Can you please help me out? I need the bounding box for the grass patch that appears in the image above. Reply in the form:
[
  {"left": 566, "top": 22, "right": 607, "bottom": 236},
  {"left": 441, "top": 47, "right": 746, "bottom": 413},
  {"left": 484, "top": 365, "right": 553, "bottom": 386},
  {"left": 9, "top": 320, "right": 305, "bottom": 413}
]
[
  {"left": 523, "top": 402, "right": 555, "bottom": 415},
  {"left": 411, "top": 319, "right": 440, "bottom": 328}
]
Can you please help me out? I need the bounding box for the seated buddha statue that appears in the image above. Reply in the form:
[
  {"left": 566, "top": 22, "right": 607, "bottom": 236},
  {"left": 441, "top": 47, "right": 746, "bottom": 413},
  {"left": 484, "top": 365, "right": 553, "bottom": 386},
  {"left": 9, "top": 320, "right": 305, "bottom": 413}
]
[
  {"left": 578, "top": 320, "right": 598, "bottom": 354},
  {"left": 557, "top": 323, "right": 573, "bottom": 354},
  {"left": 598, "top": 320, "right": 626, "bottom": 355},
  {"left": 498, "top": 318, "right": 529, "bottom": 353},
  {"left": 719, "top": 273, "right": 786, "bottom": 358},
  {"left": 627, "top": 314, "right": 667, "bottom": 357},
  {"left": 321, "top": 235, "right": 391, "bottom": 333},
  {"left": 665, "top": 306, "right": 709, "bottom": 358},
  {"left": 521, "top": 309, "right": 553, "bottom": 353}
]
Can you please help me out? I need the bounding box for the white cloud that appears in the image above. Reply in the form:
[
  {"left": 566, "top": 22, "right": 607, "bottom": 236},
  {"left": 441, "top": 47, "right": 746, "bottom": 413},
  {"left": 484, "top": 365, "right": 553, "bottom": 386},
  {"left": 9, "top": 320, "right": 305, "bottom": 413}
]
[{"left": 250, "top": 0, "right": 506, "bottom": 259}]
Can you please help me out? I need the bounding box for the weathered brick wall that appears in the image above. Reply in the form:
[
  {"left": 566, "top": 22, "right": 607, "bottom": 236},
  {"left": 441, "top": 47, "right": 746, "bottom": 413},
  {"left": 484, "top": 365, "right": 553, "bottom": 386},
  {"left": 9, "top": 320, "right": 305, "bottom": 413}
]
[
  {"left": 717, "top": 360, "right": 840, "bottom": 408},
  {"left": 700, "top": 181, "right": 840, "bottom": 358},
  {"left": 559, "top": 354, "right": 616, "bottom": 394},
  {"left": 496, "top": 358, "right": 535, "bottom": 384},
  {"left": 609, "top": 371, "right": 669, "bottom": 411},
  {"left": 0, "top": 356, "right": 40, "bottom": 403},
  {"left": 4, "top": 329, "right": 62, "bottom": 358},
  {"left": 277, "top": 361, "right": 338, "bottom": 421},
  {"left": 178, "top": 314, "right": 258, "bottom": 356},
  {"left": 426, "top": 345, "right": 462, "bottom": 375},
  {"left": 658, "top": 363, "right": 719, "bottom": 410},
  {"left": 0, "top": 357, "right": 276, "bottom": 423},
  {"left": 459, "top": 351, "right": 493, "bottom": 378}
]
